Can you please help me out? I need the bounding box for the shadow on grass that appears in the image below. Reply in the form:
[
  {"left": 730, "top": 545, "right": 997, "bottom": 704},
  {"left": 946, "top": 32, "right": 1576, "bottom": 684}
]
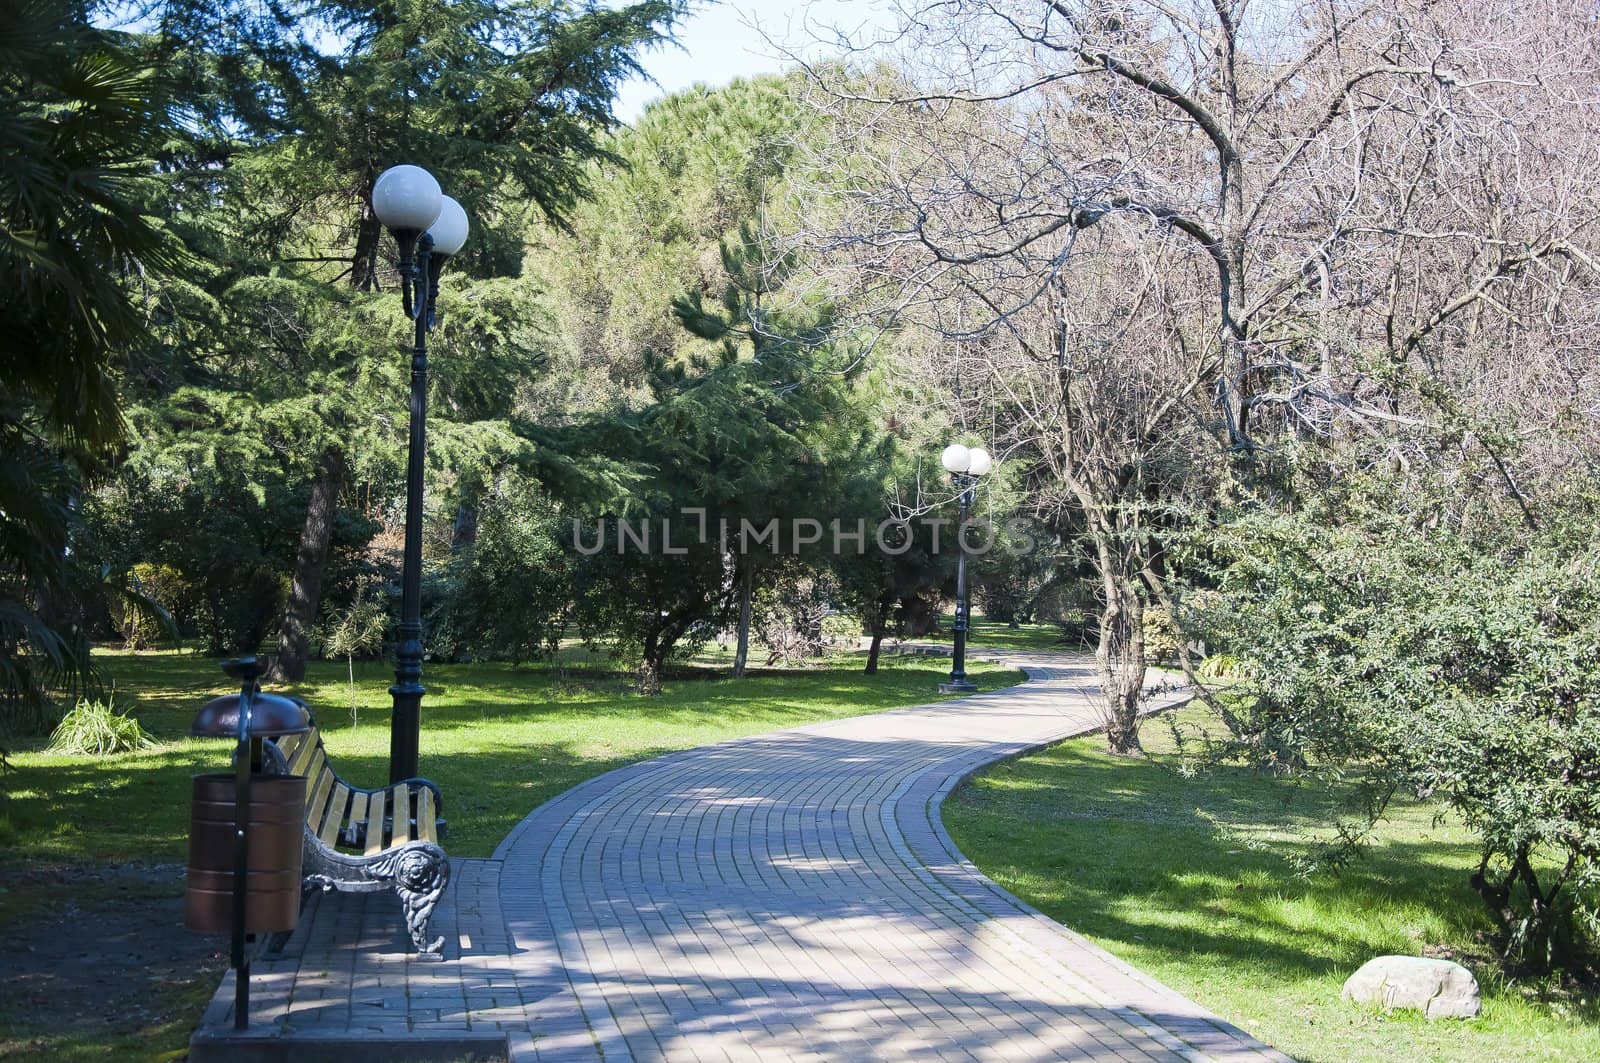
[{"left": 948, "top": 744, "right": 1476, "bottom": 963}]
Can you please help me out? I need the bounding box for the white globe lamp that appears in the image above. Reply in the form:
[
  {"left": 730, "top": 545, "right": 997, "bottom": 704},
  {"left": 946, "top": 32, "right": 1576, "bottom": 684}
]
[
  {"left": 426, "top": 196, "right": 469, "bottom": 257},
  {"left": 372, "top": 165, "right": 443, "bottom": 234},
  {"left": 937, "top": 439, "right": 991, "bottom": 694}
]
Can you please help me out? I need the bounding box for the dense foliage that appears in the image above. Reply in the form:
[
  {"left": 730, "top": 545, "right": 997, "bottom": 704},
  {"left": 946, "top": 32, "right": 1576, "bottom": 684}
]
[
  {"left": 1, "top": 0, "right": 184, "bottom": 727},
  {"left": 1190, "top": 487, "right": 1600, "bottom": 972}
]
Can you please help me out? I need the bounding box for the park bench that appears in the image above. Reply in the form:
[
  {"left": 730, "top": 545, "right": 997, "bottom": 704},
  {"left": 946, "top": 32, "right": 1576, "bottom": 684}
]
[{"left": 265, "top": 724, "right": 451, "bottom": 960}]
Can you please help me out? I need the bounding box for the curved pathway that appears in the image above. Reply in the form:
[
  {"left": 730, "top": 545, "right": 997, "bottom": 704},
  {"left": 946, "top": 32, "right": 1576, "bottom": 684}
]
[{"left": 493, "top": 651, "right": 1288, "bottom": 1062}]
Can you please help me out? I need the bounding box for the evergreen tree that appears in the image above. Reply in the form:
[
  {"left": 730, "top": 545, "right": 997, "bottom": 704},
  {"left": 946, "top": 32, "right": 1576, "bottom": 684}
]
[
  {"left": 110, "top": 0, "right": 684, "bottom": 677},
  {"left": 555, "top": 302, "right": 873, "bottom": 690},
  {"left": 669, "top": 221, "right": 870, "bottom": 676},
  {"left": 526, "top": 73, "right": 810, "bottom": 413}
]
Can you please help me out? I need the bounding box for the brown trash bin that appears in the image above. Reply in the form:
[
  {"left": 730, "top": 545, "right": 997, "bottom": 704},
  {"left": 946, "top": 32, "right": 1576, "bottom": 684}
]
[{"left": 184, "top": 773, "right": 306, "bottom": 934}]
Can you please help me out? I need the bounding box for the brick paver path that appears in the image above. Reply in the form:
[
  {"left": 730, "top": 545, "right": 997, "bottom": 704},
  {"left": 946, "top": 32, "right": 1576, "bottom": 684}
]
[{"left": 493, "top": 650, "right": 1286, "bottom": 1061}]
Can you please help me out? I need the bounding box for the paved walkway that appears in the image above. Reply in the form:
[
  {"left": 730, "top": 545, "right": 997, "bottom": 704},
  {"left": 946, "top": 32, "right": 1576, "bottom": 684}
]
[{"left": 192, "top": 650, "right": 1289, "bottom": 1062}]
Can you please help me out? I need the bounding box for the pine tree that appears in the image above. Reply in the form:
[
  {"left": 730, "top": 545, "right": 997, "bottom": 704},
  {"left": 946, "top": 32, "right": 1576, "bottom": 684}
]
[
  {"left": 527, "top": 74, "right": 809, "bottom": 412},
  {"left": 668, "top": 220, "right": 866, "bottom": 676}
]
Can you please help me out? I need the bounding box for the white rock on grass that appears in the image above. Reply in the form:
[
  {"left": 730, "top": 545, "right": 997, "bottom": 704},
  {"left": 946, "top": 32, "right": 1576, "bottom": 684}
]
[{"left": 1341, "top": 955, "right": 1482, "bottom": 1019}]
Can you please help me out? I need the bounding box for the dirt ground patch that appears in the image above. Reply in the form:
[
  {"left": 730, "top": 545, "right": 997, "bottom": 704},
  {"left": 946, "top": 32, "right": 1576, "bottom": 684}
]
[{"left": 0, "top": 862, "right": 227, "bottom": 1062}]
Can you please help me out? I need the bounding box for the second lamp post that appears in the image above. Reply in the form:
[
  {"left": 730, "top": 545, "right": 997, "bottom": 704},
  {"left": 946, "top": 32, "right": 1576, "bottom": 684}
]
[
  {"left": 939, "top": 442, "right": 991, "bottom": 693},
  {"left": 369, "top": 164, "right": 469, "bottom": 784}
]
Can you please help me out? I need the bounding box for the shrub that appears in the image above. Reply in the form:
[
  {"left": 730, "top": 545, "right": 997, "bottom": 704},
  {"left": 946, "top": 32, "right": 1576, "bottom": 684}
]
[
  {"left": 197, "top": 567, "right": 287, "bottom": 656},
  {"left": 1195, "top": 654, "right": 1259, "bottom": 681},
  {"left": 113, "top": 562, "right": 193, "bottom": 649},
  {"left": 821, "top": 612, "right": 860, "bottom": 644},
  {"left": 318, "top": 587, "right": 388, "bottom": 662},
  {"left": 47, "top": 697, "right": 153, "bottom": 756},
  {"left": 1194, "top": 505, "right": 1600, "bottom": 974},
  {"left": 431, "top": 481, "right": 569, "bottom": 663}
]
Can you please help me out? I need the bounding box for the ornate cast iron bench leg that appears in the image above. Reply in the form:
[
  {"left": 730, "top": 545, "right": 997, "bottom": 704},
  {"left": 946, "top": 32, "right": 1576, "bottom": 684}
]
[
  {"left": 374, "top": 842, "right": 451, "bottom": 958},
  {"left": 304, "top": 839, "right": 451, "bottom": 960}
]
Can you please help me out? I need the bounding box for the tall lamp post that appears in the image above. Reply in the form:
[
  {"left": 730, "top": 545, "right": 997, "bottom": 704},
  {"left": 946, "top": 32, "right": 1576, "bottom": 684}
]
[
  {"left": 369, "top": 165, "right": 470, "bottom": 784},
  {"left": 938, "top": 442, "right": 992, "bottom": 693}
]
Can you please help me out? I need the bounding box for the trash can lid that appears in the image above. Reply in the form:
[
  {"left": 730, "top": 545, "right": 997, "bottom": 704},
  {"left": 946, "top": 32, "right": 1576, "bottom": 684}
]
[{"left": 192, "top": 692, "right": 311, "bottom": 738}]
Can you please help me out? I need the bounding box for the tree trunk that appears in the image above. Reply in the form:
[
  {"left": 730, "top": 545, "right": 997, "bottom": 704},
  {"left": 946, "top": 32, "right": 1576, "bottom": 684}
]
[
  {"left": 351, "top": 190, "right": 383, "bottom": 291},
  {"left": 864, "top": 588, "right": 894, "bottom": 675},
  {"left": 731, "top": 555, "right": 753, "bottom": 678},
  {"left": 270, "top": 449, "right": 344, "bottom": 683},
  {"left": 864, "top": 630, "right": 883, "bottom": 674},
  {"left": 637, "top": 626, "right": 666, "bottom": 694},
  {"left": 451, "top": 496, "right": 479, "bottom": 553},
  {"left": 636, "top": 655, "right": 662, "bottom": 695},
  {"left": 1093, "top": 538, "right": 1146, "bottom": 756}
]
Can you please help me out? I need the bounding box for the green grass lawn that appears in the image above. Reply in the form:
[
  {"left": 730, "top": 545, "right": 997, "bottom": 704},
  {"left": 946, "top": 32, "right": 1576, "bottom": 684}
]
[
  {"left": 942, "top": 704, "right": 1600, "bottom": 1062},
  {"left": 6, "top": 647, "right": 1021, "bottom": 863},
  {"left": 918, "top": 615, "right": 1083, "bottom": 653},
  {"left": 0, "top": 647, "right": 1020, "bottom": 1062}
]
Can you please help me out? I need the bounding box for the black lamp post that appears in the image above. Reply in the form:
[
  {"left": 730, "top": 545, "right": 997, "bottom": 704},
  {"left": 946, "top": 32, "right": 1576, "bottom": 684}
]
[
  {"left": 370, "top": 165, "right": 470, "bottom": 783},
  {"left": 938, "top": 443, "right": 992, "bottom": 694}
]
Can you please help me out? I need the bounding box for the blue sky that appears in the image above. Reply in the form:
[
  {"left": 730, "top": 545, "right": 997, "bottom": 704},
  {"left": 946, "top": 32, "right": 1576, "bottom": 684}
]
[{"left": 613, "top": 0, "right": 899, "bottom": 122}]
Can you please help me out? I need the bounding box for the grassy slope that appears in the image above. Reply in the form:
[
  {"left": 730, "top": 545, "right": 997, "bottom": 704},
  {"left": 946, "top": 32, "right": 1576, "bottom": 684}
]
[{"left": 943, "top": 704, "right": 1600, "bottom": 1063}]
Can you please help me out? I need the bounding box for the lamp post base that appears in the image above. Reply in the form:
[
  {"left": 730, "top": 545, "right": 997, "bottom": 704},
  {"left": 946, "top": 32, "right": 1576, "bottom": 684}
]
[{"left": 938, "top": 679, "right": 978, "bottom": 694}]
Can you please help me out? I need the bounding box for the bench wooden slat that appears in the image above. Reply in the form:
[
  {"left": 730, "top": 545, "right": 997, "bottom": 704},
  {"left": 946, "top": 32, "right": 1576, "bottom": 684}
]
[
  {"left": 346, "top": 790, "right": 369, "bottom": 851},
  {"left": 417, "top": 786, "right": 437, "bottom": 843},
  {"left": 298, "top": 755, "right": 327, "bottom": 808},
  {"left": 304, "top": 747, "right": 327, "bottom": 780},
  {"left": 285, "top": 729, "right": 319, "bottom": 774},
  {"left": 304, "top": 768, "right": 335, "bottom": 837},
  {"left": 286, "top": 729, "right": 322, "bottom": 775},
  {"left": 318, "top": 782, "right": 350, "bottom": 848},
  {"left": 275, "top": 733, "right": 304, "bottom": 761},
  {"left": 390, "top": 784, "right": 411, "bottom": 845},
  {"left": 299, "top": 752, "right": 327, "bottom": 804},
  {"left": 364, "top": 788, "right": 386, "bottom": 856},
  {"left": 296, "top": 760, "right": 323, "bottom": 806}
]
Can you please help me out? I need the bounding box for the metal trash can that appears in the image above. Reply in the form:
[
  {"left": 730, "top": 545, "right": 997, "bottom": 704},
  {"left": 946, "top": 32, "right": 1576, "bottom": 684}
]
[
  {"left": 185, "top": 773, "right": 305, "bottom": 933},
  {"left": 183, "top": 656, "right": 313, "bottom": 1031}
]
